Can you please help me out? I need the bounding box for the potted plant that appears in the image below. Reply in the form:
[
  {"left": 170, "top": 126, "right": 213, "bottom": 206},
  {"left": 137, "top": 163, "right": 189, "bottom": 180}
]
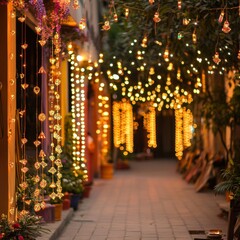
[
  {"left": 62, "top": 169, "right": 84, "bottom": 211},
  {"left": 0, "top": 213, "right": 49, "bottom": 239},
  {"left": 49, "top": 196, "right": 63, "bottom": 221}
]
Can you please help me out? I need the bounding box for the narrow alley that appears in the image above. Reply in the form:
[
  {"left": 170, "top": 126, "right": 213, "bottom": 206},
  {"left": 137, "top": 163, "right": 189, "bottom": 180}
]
[{"left": 56, "top": 159, "right": 227, "bottom": 240}]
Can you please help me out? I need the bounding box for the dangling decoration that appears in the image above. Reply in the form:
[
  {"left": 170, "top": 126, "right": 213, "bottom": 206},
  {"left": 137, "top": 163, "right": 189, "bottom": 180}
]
[
  {"left": 178, "top": 0, "right": 182, "bottom": 9},
  {"left": 182, "top": 18, "right": 190, "bottom": 25},
  {"left": 238, "top": 50, "right": 240, "bottom": 60},
  {"left": 113, "top": 12, "right": 118, "bottom": 22},
  {"left": 163, "top": 46, "right": 169, "bottom": 62},
  {"left": 73, "top": 0, "right": 80, "bottom": 9},
  {"left": 192, "top": 29, "right": 197, "bottom": 44},
  {"left": 212, "top": 52, "right": 221, "bottom": 65},
  {"left": 153, "top": 12, "right": 161, "bottom": 23},
  {"left": 166, "top": 74, "right": 171, "bottom": 85},
  {"left": 201, "top": 70, "right": 206, "bottom": 93},
  {"left": 18, "top": 13, "right": 30, "bottom": 215},
  {"left": 125, "top": 8, "right": 129, "bottom": 18},
  {"left": 153, "top": 10, "right": 161, "bottom": 35},
  {"left": 177, "top": 68, "right": 181, "bottom": 81},
  {"left": 218, "top": 10, "right": 224, "bottom": 23},
  {"left": 79, "top": 18, "right": 86, "bottom": 30},
  {"left": 141, "top": 35, "right": 148, "bottom": 48},
  {"left": 177, "top": 32, "right": 183, "bottom": 40},
  {"left": 222, "top": 20, "right": 231, "bottom": 33},
  {"left": 102, "top": 21, "right": 111, "bottom": 31}
]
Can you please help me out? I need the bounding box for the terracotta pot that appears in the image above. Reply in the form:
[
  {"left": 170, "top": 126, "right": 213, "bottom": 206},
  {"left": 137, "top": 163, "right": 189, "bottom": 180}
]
[
  {"left": 101, "top": 164, "right": 114, "bottom": 179},
  {"left": 62, "top": 199, "right": 71, "bottom": 210},
  {"left": 83, "top": 186, "right": 91, "bottom": 198},
  {"left": 53, "top": 203, "right": 62, "bottom": 221}
]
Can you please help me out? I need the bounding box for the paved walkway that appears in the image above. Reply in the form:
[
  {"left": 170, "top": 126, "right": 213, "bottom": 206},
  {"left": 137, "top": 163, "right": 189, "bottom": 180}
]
[{"left": 58, "top": 159, "right": 228, "bottom": 240}]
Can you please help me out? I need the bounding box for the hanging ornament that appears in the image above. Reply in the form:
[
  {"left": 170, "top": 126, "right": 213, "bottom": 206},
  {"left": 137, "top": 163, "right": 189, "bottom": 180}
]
[
  {"left": 192, "top": 30, "right": 197, "bottom": 44},
  {"left": 177, "top": 68, "right": 182, "bottom": 81},
  {"left": 212, "top": 52, "right": 221, "bottom": 65},
  {"left": 237, "top": 50, "right": 240, "bottom": 60},
  {"left": 79, "top": 18, "right": 86, "bottom": 30},
  {"left": 38, "top": 39, "right": 46, "bottom": 47},
  {"left": 222, "top": 20, "right": 231, "bottom": 33},
  {"left": 167, "top": 63, "right": 173, "bottom": 71},
  {"left": 153, "top": 12, "right": 161, "bottom": 23},
  {"left": 125, "top": 8, "right": 129, "bottom": 18},
  {"left": 218, "top": 10, "right": 224, "bottom": 23},
  {"left": 166, "top": 74, "right": 171, "bottom": 85},
  {"left": 149, "top": 67, "right": 155, "bottom": 75},
  {"left": 178, "top": 32, "right": 183, "bottom": 40},
  {"left": 113, "top": 13, "right": 118, "bottom": 22},
  {"left": 18, "top": 16, "right": 26, "bottom": 22},
  {"left": 163, "top": 47, "right": 169, "bottom": 62},
  {"left": 102, "top": 21, "right": 110, "bottom": 31},
  {"left": 141, "top": 36, "right": 148, "bottom": 48},
  {"left": 73, "top": 0, "right": 80, "bottom": 9},
  {"left": 182, "top": 18, "right": 190, "bottom": 25},
  {"left": 35, "top": 26, "right": 41, "bottom": 34},
  {"left": 21, "top": 43, "right": 28, "bottom": 50},
  {"left": 178, "top": 0, "right": 182, "bottom": 9}
]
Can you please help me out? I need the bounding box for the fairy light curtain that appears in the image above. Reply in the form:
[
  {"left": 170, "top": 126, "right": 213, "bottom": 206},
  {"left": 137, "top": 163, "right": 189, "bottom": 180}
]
[
  {"left": 175, "top": 107, "right": 194, "bottom": 160},
  {"left": 69, "top": 53, "right": 88, "bottom": 182},
  {"left": 96, "top": 85, "right": 111, "bottom": 164},
  {"left": 143, "top": 106, "right": 157, "bottom": 148},
  {"left": 113, "top": 100, "right": 133, "bottom": 154}
]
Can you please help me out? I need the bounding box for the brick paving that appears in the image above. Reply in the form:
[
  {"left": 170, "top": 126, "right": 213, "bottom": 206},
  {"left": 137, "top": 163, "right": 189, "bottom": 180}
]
[{"left": 58, "top": 159, "right": 228, "bottom": 240}]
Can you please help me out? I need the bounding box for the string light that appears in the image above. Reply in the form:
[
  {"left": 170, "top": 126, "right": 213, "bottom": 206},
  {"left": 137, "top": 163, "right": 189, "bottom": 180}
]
[
  {"left": 69, "top": 53, "right": 88, "bottom": 182},
  {"left": 18, "top": 12, "right": 29, "bottom": 215},
  {"left": 113, "top": 100, "right": 133, "bottom": 154},
  {"left": 175, "top": 108, "right": 194, "bottom": 160},
  {"left": 175, "top": 108, "right": 183, "bottom": 160},
  {"left": 143, "top": 106, "right": 157, "bottom": 148}
]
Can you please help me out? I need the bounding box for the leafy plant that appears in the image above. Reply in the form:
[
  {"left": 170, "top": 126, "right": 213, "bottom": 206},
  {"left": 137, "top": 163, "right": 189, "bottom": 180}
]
[
  {"left": 62, "top": 170, "right": 83, "bottom": 194},
  {"left": 0, "top": 213, "right": 49, "bottom": 240}
]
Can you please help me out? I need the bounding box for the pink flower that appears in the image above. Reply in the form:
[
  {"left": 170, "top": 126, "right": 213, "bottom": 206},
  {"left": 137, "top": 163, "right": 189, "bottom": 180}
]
[
  {"left": 18, "top": 236, "right": 24, "bottom": 240},
  {"left": 12, "top": 222, "right": 20, "bottom": 228},
  {"left": 0, "top": 233, "right": 4, "bottom": 239}
]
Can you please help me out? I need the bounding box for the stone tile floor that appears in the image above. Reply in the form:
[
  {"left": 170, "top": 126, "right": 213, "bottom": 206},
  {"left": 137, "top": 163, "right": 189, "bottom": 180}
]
[{"left": 39, "top": 159, "right": 228, "bottom": 240}]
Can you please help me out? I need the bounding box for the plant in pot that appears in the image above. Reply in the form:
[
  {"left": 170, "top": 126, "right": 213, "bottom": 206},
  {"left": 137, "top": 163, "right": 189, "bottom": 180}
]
[
  {"left": 0, "top": 213, "right": 49, "bottom": 240},
  {"left": 62, "top": 169, "right": 84, "bottom": 211},
  {"left": 49, "top": 196, "right": 63, "bottom": 221}
]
